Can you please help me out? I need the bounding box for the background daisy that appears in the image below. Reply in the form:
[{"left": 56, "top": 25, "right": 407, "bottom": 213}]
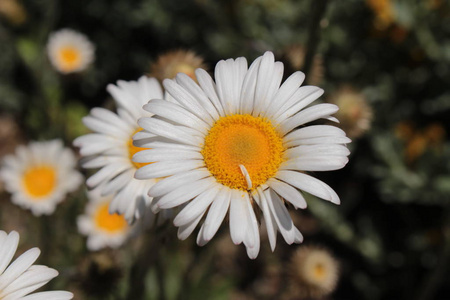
[
  {"left": 0, "top": 230, "right": 73, "bottom": 299},
  {"left": 0, "top": 140, "right": 82, "bottom": 216},
  {"left": 74, "top": 76, "right": 164, "bottom": 223},
  {"left": 133, "top": 51, "right": 350, "bottom": 258},
  {"left": 77, "top": 188, "right": 135, "bottom": 251},
  {"left": 47, "top": 28, "right": 95, "bottom": 74}
]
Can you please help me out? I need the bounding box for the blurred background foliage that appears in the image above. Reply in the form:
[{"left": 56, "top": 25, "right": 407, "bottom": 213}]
[{"left": 0, "top": 0, "right": 450, "bottom": 299}]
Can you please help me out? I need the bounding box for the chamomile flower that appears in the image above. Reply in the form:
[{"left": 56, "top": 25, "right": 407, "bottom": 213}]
[
  {"left": 0, "top": 230, "right": 73, "bottom": 300},
  {"left": 73, "top": 76, "right": 164, "bottom": 223},
  {"left": 47, "top": 28, "right": 95, "bottom": 74},
  {"left": 133, "top": 51, "right": 351, "bottom": 258},
  {"left": 150, "top": 49, "right": 206, "bottom": 82},
  {"left": 0, "top": 140, "right": 82, "bottom": 216},
  {"left": 77, "top": 188, "right": 133, "bottom": 251}
]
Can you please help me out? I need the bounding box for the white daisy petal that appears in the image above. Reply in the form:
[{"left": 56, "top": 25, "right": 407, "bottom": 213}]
[
  {"left": 239, "top": 56, "right": 262, "bottom": 114},
  {"left": 267, "top": 178, "right": 307, "bottom": 209},
  {"left": 135, "top": 160, "right": 204, "bottom": 181},
  {"left": 255, "top": 188, "right": 278, "bottom": 251},
  {"left": 265, "top": 189, "right": 296, "bottom": 244},
  {"left": 276, "top": 170, "right": 341, "bottom": 204},
  {"left": 21, "top": 291, "right": 74, "bottom": 300},
  {"left": 173, "top": 187, "right": 219, "bottom": 227},
  {"left": 279, "top": 103, "right": 339, "bottom": 135},
  {"left": 133, "top": 148, "right": 203, "bottom": 163},
  {"left": 281, "top": 156, "right": 349, "bottom": 171},
  {"left": 178, "top": 212, "right": 205, "bottom": 241},
  {"left": 202, "top": 186, "right": 231, "bottom": 242},
  {"left": 229, "top": 190, "right": 249, "bottom": 245},
  {"left": 157, "top": 177, "right": 217, "bottom": 209},
  {"left": 195, "top": 69, "right": 226, "bottom": 116}
]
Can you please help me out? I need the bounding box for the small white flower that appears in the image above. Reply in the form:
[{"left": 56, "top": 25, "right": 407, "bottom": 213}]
[
  {"left": 47, "top": 28, "right": 95, "bottom": 74},
  {"left": 0, "top": 230, "right": 73, "bottom": 300},
  {"left": 133, "top": 51, "right": 351, "bottom": 258},
  {"left": 73, "top": 76, "right": 165, "bottom": 223},
  {"left": 77, "top": 188, "right": 134, "bottom": 251},
  {"left": 0, "top": 140, "right": 83, "bottom": 216}
]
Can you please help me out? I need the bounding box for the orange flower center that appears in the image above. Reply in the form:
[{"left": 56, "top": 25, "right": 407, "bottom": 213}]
[
  {"left": 57, "top": 46, "right": 81, "bottom": 71},
  {"left": 94, "top": 203, "right": 128, "bottom": 233},
  {"left": 202, "top": 114, "right": 284, "bottom": 190},
  {"left": 128, "top": 128, "right": 151, "bottom": 169},
  {"left": 22, "top": 165, "right": 56, "bottom": 199}
]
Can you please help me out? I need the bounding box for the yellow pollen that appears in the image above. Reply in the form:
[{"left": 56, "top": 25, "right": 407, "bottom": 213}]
[
  {"left": 128, "top": 128, "right": 151, "bottom": 169},
  {"left": 94, "top": 203, "right": 128, "bottom": 233},
  {"left": 312, "top": 263, "right": 326, "bottom": 280},
  {"left": 22, "top": 165, "right": 56, "bottom": 199},
  {"left": 202, "top": 114, "right": 284, "bottom": 190},
  {"left": 57, "top": 46, "right": 81, "bottom": 71}
]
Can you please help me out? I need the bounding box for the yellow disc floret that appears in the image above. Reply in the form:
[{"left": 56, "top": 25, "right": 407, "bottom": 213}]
[
  {"left": 202, "top": 114, "right": 284, "bottom": 190},
  {"left": 22, "top": 165, "right": 56, "bottom": 198},
  {"left": 95, "top": 203, "right": 128, "bottom": 233},
  {"left": 128, "top": 128, "right": 151, "bottom": 169},
  {"left": 57, "top": 46, "right": 81, "bottom": 72}
]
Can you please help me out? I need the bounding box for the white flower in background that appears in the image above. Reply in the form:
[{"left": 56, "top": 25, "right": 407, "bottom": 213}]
[
  {"left": 133, "top": 51, "right": 350, "bottom": 258},
  {"left": 77, "top": 188, "right": 134, "bottom": 251},
  {"left": 0, "top": 140, "right": 82, "bottom": 216},
  {"left": 47, "top": 28, "right": 95, "bottom": 74},
  {"left": 0, "top": 230, "right": 73, "bottom": 300},
  {"left": 73, "top": 76, "right": 164, "bottom": 223}
]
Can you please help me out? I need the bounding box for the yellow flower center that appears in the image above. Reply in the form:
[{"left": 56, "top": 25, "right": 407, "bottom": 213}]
[
  {"left": 94, "top": 203, "right": 128, "bottom": 233},
  {"left": 202, "top": 114, "right": 284, "bottom": 191},
  {"left": 128, "top": 128, "right": 151, "bottom": 169},
  {"left": 312, "top": 263, "right": 326, "bottom": 280},
  {"left": 22, "top": 165, "right": 56, "bottom": 199},
  {"left": 58, "top": 46, "right": 81, "bottom": 71}
]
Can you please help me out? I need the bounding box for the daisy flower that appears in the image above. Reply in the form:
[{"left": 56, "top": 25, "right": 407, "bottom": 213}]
[
  {"left": 0, "top": 230, "right": 73, "bottom": 300},
  {"left": 77, "top": 188, "right": 134, "bottom": 251},
  {"left": 47, "top": 28, "right": 95, "bottom": 74},
  {"left": 73, "top": 76, "right": 164, "bottom": 223},
  {"left": 133, "top": 51, "right": 351, "bottom": 258},
  {"left": 289, "top": 246, "right": 339, "bottom": 298},
  {"left": 0, "top": 140, "right": 83, "bottom": 216}
]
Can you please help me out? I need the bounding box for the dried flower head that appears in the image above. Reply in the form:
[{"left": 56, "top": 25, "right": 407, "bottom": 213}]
[
  {"left": 0, "top": 0, "right": 26, "bottom": 25},
  {"left": 149, "top": 49, "right": 207, "bottom": 82},
  {"left": 289, "top": 246, "right": 339, "bottom": 299},
  {"left": 284, "top": 44, "right": 324, "bottom": 86},
  {"left": 330, "top": 86, "right": 373, "bottom": 139}
]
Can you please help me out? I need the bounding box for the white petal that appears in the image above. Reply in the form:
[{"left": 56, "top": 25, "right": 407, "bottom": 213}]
[
  {"left": 267, "top": 178, "right": 307, "bottom": 209},
  {"left": 264, "top": 189, "right": 296, "bottom": 244},
  {"left": 0, "top": 248, "right": 40, "bottom": 290},
  {"left": 279, "top": 103, "right": 339, "bottom": 135},
  {"left": 21, "top": 291, "right": 74, "bottom": 300},
  {"left": 135, "top": 160, "right": 204, "bottom": 180},
  {"left": 0, "top": 231, "right": 19, "bottom": 275},
  {"left": 133, "top": 148, "right": 203, "bottom": 163},
  {"left": 229, "top": 190, "right": 249, "bottom": 245},
  {"left": 157, "top": 177, "right": 216, "bottom": 209},
  {"left": 255, "top": 188, "right": 277, "bottom": 251},
  {"left": 281, "top": 156, "right": 349, "bottom": 171},
  {"left": 195, "top": 69, "right": 225, "bottom": 117},
  {"left": 275, "top": 170, "right": 340, "bottom": 204},
  {"left": 202, "top": 186, "right": 231, "bottom": 242},
  {"left": 173, "top": 188, "right": 219, "bottom": 227},
  {"left": 148, "top": 168, "right": 211, "bottom": 197}
]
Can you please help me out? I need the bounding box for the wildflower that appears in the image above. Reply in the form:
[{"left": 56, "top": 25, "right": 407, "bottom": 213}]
[
  {"left": 149, "top": 49, "right": 206, "bottom": 82},
  {"left": 77, "top": 188, "right": 134, "bottom": 251},
  {"left": 134, "top": 51, "right": 350, "bottom": 258},
  {"left": 73, "top": 76, "right": 164, "bottom": 223},
  {"left": 0, "top": 140, "right": 82, "bottom": 216},
  {"left": 0, "top": 230, "right": 73, "bottom": 299},
  {"left": 289, "top": 246, "right": 339, "bottom": 299},
  {"left": 330, "top": 86, "right": 373, "bottom": 139},
  {"left": 47, "top": 28, "right": 94, "bottom": 74}
]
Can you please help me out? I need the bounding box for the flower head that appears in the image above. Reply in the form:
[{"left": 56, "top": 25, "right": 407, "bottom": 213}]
[
  {"left": 0, "top": 140, "right": 82, "bottom": 216},
  {"left": 330, "top": 86, "right": 373, "bottom": 139},
  {"left": 0, "top": 230, "right": 73, "bottom": 299},
  {"left": 73, "top": 76, "right": 165, "bottom": 223},
  {"left": 77, "top": 188, "right": 134, "bottom": 251},
  {"left": 149, "top": 49, "right": 207, "bottom": 82},
  {"left": 133, "top": 51, "right": 350, "bottom": 258},
  {"left": 47, "top": 28, "right": 95, "bottom": 74},
  {"left": 289, "top": 246, "right": 339, "bottom": 298}
]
